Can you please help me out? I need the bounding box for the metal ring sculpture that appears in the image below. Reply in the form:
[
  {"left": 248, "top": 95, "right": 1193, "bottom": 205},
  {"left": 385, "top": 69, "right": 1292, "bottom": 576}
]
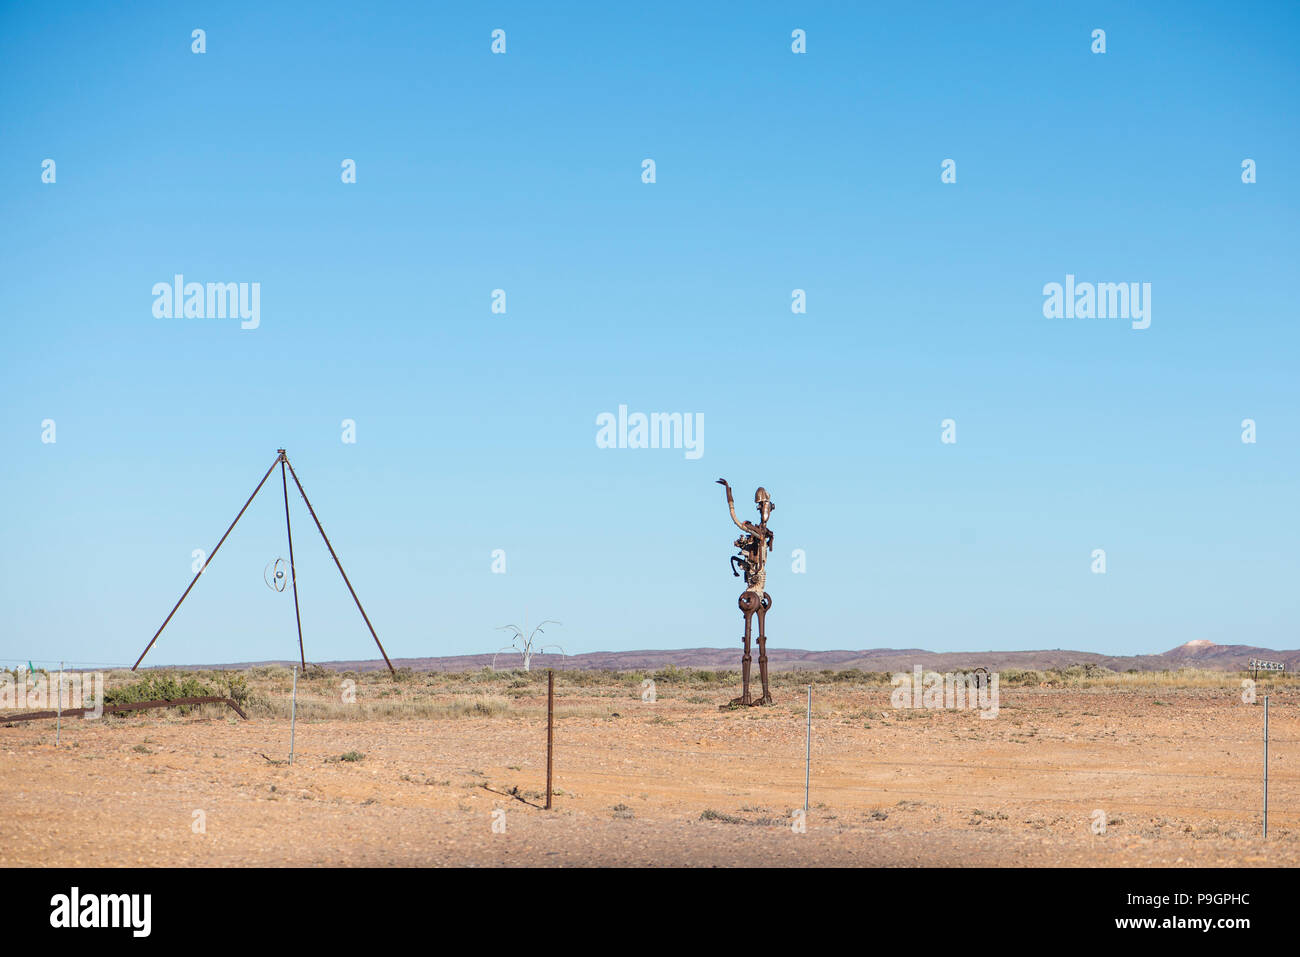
[{"left": 264, "top": 557, "right": 289, "bottom": 593}]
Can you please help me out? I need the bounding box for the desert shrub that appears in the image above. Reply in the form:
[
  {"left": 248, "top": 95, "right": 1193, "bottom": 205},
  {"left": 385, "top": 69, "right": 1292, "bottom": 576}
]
[
  {"left": 103, "top": 672, "right": 228, "bottom": 716},
  {"left": 447, "top": 695, "right": 510, "bottom": 717},
  {"left": 244, "top": 692, "right": 275, "bottom": 716},
  {"left": 773, "top": 669, "right": 892, "bottom": 686},
  {"left": 653, "top": 665, "right": 697, "bottom": 684},
  {"left": 104, "top": 673, "right": 216, "bottom": 706},
  {"left": 998, "top": 668, "right": 1045, "bottom": 686},
  {"left": 644, "top": 667, "right": 727, "bottom": 684},
  {"left": 700, "top": 809, "right": 744, "bottom": 823},
  {"left": 1053, "top": 663, "right": 1115, "bottom": 682},
  {"left": 248, "top": 664, "right": 292, "bottom": 681},
  {"left": 216, "top": 671, "right": 250, "bottom": 709}
]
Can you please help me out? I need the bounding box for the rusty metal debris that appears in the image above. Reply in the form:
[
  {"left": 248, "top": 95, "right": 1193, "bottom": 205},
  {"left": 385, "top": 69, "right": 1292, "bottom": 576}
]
[
  {"left": 716, "top": 479, "right": 775, "bottom": 708},
  {"left": 132, "top": 449, "right": 395, "bottom": 674},
  {"left": 4, "top": 696, "right": 248, "bottom": 723}
]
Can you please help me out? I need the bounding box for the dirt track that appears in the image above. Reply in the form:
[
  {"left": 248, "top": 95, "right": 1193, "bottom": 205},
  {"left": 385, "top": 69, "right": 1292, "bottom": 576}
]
[{"left": 2, "top": 684, "right": 1296, "bottom": 866}]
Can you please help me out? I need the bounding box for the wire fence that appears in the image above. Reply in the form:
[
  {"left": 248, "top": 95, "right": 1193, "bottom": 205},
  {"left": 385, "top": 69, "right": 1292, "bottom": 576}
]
[
  {"left": 3, "top": 670, "right": 1293, "bottom": 832},
  {"left": 0, "top": 656, "right": 138, "bottom": 670}
]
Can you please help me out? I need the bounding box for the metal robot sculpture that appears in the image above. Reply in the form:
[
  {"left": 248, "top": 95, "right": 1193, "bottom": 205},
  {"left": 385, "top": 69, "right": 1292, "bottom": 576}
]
[{"left": 716, "top": 478, "right": 774, "bottom": 707}]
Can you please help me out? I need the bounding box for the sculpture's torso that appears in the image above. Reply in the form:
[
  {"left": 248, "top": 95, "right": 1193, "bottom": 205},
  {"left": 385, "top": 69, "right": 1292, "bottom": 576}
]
[{"left": 735, "top": 528, "right": 768, "bottom": 594}]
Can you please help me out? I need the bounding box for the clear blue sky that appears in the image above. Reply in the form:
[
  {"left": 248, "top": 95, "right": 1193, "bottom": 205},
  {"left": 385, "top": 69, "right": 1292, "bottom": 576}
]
[{"left": 2, "top": 1, "right": 1297, "bottom": 669}]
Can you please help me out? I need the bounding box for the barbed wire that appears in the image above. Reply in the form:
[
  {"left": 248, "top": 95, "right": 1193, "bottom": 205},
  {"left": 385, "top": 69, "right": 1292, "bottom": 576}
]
[{"left": 0, "top": 656, "right": 136, "bottom": 669}]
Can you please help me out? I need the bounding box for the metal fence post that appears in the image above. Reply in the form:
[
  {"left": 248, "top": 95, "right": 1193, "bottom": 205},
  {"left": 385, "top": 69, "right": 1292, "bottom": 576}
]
[
  {"left": 805, "top": 684, "right": 812, "bottom": 812},
  {"left": 546, "top": 669, "right": 554, "bottom": 810},
  {"left": 1263, "top": 694, "right": 1269, "bottom": 839},
  {"left": 290, "top": 665, "right": 298, "bottom": 766},
  {"left": 56, "top": 662, "right": 62, "bottom": 748}
]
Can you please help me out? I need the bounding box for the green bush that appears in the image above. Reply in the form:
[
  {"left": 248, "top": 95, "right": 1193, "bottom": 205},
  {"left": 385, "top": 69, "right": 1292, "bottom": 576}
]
[
  {"left": 102, "top": 672, "right": 229, "bottom": 716},
  {"left": 998, "top": 668, "right": 1046, "bottom": 686},
  {"left": 217, "top": 672, "right": 250, "bottom": 709},
  {"left": 652, "top": 664, "right": 690, "bottom": 684},
  {"left": 104, "top": 673, "right": 216, "bottom": 706}
]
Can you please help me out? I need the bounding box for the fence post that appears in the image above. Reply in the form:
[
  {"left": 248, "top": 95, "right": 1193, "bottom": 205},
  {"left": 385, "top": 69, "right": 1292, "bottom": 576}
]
[
  {"left": 546, "top": 669, "right": 554, "bottom": 810},
  {"left": 805, "top": 684, "right": 812, "bottom": 812},
  {"left": 1263, "top": 694, "right": 1269, "bottom": 839},
  {"left": 56, "top": 662, "right": 62, "bottom": 748},
  {"left": 289, "top": 665, "right": 298, "bottom": 766}
]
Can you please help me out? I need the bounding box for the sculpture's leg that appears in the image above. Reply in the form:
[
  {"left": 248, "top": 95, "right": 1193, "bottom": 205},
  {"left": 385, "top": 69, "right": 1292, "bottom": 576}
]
[
  {"left": 723, "top": 592, "right": 757, "bottom": 708},
  {"left": 754, "top": 592, "right": 773, "bottom": 705}
]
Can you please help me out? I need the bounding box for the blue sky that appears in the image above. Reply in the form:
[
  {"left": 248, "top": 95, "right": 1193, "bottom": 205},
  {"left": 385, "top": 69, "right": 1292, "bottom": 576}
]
[{"left": 2, "top": 1, "right": 1297, "bottom": 669}]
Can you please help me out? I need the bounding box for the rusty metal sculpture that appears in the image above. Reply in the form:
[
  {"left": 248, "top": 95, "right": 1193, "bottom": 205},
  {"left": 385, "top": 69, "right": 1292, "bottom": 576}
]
[
  {"left": 132, "top": 449, "right": 394, "bottom": 674},
  {"left": 716, "top": 479, "right": 775, "bottom": 707}
]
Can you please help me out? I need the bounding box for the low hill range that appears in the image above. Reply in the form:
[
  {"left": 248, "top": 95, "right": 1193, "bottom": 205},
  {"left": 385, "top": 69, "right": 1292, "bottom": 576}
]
[{"left": 178, "top": 640, "right": 1296, "bottom": 674}]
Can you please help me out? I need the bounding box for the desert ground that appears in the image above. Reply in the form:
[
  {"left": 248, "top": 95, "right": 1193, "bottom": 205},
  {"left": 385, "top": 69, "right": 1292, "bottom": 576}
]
[{"left": 1, "top": 666, "right": 1296, "bottom": 866}]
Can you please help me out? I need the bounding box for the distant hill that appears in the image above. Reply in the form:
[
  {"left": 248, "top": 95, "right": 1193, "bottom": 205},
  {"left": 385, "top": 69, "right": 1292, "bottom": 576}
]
[{"left": 171, "top": 640, "right": 1297, "bottom": 674}]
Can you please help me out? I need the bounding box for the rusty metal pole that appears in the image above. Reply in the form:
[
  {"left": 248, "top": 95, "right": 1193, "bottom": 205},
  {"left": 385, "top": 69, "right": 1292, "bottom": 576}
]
[
  {"left": 546, "top": 669, "right": 554, "bottom": 810},
  {"left": 283, "top": 457, "right": 395, "bottom": 674},
  {"left": 279, "top": 452, "right": 306, "bottom": 670},
  {"left": 133, "top": 452, "right": 283, "bottom": 670}
]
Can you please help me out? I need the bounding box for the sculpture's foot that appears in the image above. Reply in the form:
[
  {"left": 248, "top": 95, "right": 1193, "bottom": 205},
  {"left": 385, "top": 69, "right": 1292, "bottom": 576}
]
[
  {"left": 751, "top": 692, "right": 774, "bottom": 706},
  {"left": 721, "top": 692, "right": 753, "bottom": 710}
]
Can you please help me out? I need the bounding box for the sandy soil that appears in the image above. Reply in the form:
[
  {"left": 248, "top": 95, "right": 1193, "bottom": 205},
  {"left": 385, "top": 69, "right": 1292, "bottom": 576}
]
[{"left": 1, "top": 684, "right": 1295, "bottom": 866}]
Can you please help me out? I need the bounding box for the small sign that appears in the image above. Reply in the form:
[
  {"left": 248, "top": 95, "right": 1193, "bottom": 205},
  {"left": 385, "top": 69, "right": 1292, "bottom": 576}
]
[{"left": 1249, "top": 658, "right": 1285, "bottom": 678}]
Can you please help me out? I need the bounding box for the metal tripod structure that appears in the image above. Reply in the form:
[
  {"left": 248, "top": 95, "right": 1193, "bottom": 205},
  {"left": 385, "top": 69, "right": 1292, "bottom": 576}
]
[{"left": 132, "top": 449, "right": 394, "bottom": 674}]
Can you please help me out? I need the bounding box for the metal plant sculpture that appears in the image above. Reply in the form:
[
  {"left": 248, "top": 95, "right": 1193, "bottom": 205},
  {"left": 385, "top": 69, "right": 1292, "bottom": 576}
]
[
  {"left": 716, "top": 478, "right": 775, "bottom": 707},
  {"left": 494, "top": 617, "right": 564, "bottom": 672}
]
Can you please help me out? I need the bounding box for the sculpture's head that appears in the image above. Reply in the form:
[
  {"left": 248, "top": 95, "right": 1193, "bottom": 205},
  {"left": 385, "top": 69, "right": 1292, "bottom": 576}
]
[{"left": 754, "top": 487, "right": 774, "bottom": 523}]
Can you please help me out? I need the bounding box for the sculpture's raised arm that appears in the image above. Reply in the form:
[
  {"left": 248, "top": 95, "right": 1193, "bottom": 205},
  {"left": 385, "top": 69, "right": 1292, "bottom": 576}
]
[{"left": 716, "top": 478, "right": 749, "bottom": 531}]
